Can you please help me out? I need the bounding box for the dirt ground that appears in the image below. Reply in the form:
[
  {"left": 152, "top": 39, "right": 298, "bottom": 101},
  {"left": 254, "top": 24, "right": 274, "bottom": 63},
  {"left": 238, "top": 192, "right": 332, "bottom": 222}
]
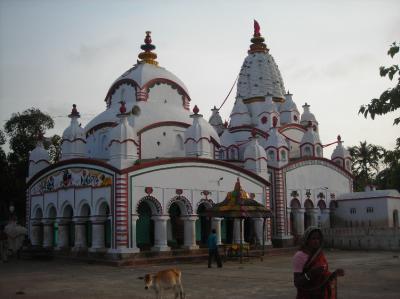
[{"left": 0, "top": 249, "right": 399, "bottom": 299}]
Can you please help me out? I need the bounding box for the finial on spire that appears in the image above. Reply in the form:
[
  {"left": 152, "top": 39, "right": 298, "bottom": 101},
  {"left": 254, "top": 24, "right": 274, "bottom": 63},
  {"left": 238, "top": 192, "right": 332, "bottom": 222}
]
[
  {"left": 254, "top": 20, "right": 261, "bottom": 37},
  {"left": 248, "top": 20, "right": 268, "bottom": 54},
  {"left": 193, "top": 105, "right": 199, "bottom": 114},
  {"left": 138, "top": 31, "right": 158, "bottom": 66},
  {"left": 68, "top": 104, "right": 80, "bottom": 118},
  {"left": 337, "top": 135, "right": 342, "bottom": 142},
  {"left": 234, "top": 177, "right": 242, "bottom": 192},
  {"left": 224, "top": 120, "right": 228, "bottom": 128}
]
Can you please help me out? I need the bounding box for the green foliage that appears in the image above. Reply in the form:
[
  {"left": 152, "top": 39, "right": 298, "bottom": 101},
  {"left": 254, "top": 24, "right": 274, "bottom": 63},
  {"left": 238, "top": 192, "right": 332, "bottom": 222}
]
[
  {"left": 359, "top": 42, "right": 400, "bottom": 126},
  {"left": 2, "top": 108, "right": 57, "bottom": 223},
  {"left": 4, "top": 108, "right": 54, "bottom": 163},
  {"left": 348, "top": 141, "right": 385, "bottom": 191}
]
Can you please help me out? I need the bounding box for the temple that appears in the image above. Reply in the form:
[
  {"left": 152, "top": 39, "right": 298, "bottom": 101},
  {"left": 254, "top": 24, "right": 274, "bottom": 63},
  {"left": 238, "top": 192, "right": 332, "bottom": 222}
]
[{"left": 26, "top": 22, "right": 358, "bottom": 258}]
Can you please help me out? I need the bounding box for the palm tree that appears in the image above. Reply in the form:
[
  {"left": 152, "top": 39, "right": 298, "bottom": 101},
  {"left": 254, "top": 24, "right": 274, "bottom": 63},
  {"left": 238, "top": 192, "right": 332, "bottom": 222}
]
[{"left": 348, "top": 141, "right": 385, "bottom": 191}]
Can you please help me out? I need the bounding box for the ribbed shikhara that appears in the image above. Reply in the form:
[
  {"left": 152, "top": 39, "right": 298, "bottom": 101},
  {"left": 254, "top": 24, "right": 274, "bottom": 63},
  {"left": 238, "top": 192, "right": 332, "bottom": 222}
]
[
  {"left": 115, "top": 173, "right": 129, "bottom": 247},
  {"left": 274, "top": 169, "right": 287, "bottom": 236}
]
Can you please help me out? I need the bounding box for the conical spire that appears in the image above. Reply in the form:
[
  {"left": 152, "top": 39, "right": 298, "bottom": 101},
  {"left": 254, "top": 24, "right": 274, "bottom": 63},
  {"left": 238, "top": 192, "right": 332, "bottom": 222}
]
[
  {"left": 248, "top": 20, "right": 269, "bottom": 54},
  {"left": 138, "top": 31, "right": 158, "bottom": 66}
]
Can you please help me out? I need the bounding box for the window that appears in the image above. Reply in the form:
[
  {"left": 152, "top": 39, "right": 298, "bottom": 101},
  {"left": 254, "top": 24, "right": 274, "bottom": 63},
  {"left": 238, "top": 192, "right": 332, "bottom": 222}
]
[
  {"left": 268, "top": 150, "right": 275, "bottom": 161},
  {"left": 304, "top": 146, "right": 312, "bottom": 157},
  {"left": 366, "top": 207, "right": 374, "bottom": 213},
  {"left": 280, "top": 150, "right": 287, "bottom": 161},
  {"left": 350, "top": 208, "right": 356, "bottom": 214}
]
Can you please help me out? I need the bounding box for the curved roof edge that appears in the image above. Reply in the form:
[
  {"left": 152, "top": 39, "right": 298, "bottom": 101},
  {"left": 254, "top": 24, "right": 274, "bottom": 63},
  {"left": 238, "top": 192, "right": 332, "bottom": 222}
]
[{"left": 122, "top": 157, "right": 270, "bottom": 186}]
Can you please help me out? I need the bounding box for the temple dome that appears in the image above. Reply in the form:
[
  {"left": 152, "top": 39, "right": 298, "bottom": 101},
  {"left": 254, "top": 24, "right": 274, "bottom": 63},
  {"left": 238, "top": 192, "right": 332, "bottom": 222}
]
[{"left": 85, "top": 31, "right": 191, "bottom": 134}]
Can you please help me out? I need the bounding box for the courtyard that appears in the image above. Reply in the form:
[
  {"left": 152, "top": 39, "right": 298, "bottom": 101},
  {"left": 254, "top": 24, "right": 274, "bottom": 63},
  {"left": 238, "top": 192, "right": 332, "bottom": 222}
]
[{"left": 0, "top": 250, "right": 399, "bottom": 299}]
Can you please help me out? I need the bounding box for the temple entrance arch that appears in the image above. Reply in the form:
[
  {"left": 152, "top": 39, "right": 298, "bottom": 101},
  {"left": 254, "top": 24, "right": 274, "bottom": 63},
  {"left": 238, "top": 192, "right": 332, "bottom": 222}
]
[
  {"left": 304, "top": 199, "right": 314, "bottom": 229},
  {"left": 168, "top": 202, "right": 183, "bottom": 248},
  {"left": 98, "top": 201, "right": 111, "bottom": 248},
  {"left": 196, "top": 202, "right": 212, "bottom": 246},
  {"left": 31, "top": 206, "right": 44, "bottom": 246},
  {"left": 136, "top": 200, "right": 155, "bottom": 251}
]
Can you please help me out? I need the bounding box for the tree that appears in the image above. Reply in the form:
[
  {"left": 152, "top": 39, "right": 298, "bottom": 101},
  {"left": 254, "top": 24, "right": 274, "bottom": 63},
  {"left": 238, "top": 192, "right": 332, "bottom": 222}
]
[
  {"left": 3, "top": 108, "right": 56, "bottom": 223},
  {"left": 348, "top": 141, "right": 385, "bottom": 191},
  {"left": 358, "top": 42, "right": 400, "bottom": 191},
  {"left": 359, "top": 42, "right": 400, "bottom": 127},
  {"left": 5, "top": 108, "right": 54, "bottom": 164}
]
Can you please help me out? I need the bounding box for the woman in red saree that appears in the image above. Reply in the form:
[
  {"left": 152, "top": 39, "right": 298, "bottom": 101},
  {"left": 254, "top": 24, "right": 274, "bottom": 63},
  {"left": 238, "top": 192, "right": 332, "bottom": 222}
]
[{"left": 293, "top": 227, "right": 344, "bottom": 299}]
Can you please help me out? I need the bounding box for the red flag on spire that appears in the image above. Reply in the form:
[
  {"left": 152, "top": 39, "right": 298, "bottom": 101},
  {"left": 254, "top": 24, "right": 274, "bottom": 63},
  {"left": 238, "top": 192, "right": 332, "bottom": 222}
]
[{"left": 254, "top": 20, "right": 261, "bottom": 36}]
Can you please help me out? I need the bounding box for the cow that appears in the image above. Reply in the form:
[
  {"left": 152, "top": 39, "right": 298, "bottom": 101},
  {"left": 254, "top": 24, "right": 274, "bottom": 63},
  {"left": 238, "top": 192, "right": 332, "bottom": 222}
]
[{"left": 139, "top": 268, "right": 185, "bottom": 299}]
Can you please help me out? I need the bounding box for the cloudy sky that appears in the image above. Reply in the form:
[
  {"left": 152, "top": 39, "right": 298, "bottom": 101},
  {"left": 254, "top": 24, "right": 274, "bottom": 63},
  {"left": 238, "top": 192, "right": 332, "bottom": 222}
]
[{"left": 0, "top": 0, "right": 399, "bottom": 157}]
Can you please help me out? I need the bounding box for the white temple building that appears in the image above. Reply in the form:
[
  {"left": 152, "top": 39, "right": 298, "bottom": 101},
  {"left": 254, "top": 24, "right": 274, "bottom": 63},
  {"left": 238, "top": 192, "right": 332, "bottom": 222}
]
[{"left": 26, "top": 22, "right": 356, "bottom": 258}]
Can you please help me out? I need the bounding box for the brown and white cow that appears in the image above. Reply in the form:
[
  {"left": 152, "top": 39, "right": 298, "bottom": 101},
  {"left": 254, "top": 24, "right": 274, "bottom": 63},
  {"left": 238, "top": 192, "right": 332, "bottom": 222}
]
[{"left": 140, "top": 268, "right": 185, "bottom": 299}]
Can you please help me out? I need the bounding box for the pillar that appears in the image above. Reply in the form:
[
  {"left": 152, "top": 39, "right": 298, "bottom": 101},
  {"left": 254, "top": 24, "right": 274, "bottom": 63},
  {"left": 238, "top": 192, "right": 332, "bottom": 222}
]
[
  {"left": 56, "top": 219, "right": 70, "bottom": 249},
  {"left": 72, "top": 218, "right": 87, "bottom": 251},
  {"left": 89, "top": 216, "right": 106, "bottom": 252},
  {"left": 293, "top": 208, "right": 305, "bottom": 236},
  {"left": 310, "top": 209, "right": 319, "bottom": 227},
  {"left": 211, "top": 217, "right": 223, "bottom": 245},
  {"left": 233, "top": 218, "right": 244, "bottom": 244},
  {"left": 42, "top": 220, "right": 54, "bottom": 248},
  {"left": 183, "top": 216, "right": 199, "bottom": 250},
  {"left": 253, "top": 218, "right": 264, "bottom": 245},
  {"left": 151, "top": 215, "right": 170, "bottom": 252},
  {"left": 30, "top": 221, "right": 42, "bottom": 246}
]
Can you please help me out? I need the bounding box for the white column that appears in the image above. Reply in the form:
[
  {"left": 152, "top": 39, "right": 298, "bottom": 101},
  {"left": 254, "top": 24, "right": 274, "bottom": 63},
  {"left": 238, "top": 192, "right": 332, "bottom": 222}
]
[
  {"left": 310, "top": 209, "right": 319, "bottom": 227},
  {"left": 233, "top": 218, "right": 244, "bottom": 244},
  {"left": 129, "top": 214, "right": 140, "bottom": 252},
  {"left": 56, "top": 219, "right": 69, "bottom": 249},
  {"left": 151, "top": 215, "right": 170, "bottom": 252},
  {"left": 183, "top": 216, "right": 199, "bottom": 250},
  {"left": 72, "top": 218, "right": 87, "bottom": 251},
  {"left": 212, "top": 217, "right": 223, "bottom": 245},
  {"left": 253, "top": 218, "right": 264, "bottom": 245},
  {"left": 89, "top": 216, "right": 106, "bottom": 252},
  {"left": 42, "top": 220, "right": 54, "bottom": 248},
  {"left": 30, "top": 222, "right": 42, "bottom": 246},
  {"left": 293, "top": 209, "right": 305, "bottom": 236}
]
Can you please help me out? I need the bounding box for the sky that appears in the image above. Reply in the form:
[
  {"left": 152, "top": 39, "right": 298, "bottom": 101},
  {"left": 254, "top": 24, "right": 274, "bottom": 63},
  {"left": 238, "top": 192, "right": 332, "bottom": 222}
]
[{"left": 0, "top": 0, "right": 399, "bottom": 158}]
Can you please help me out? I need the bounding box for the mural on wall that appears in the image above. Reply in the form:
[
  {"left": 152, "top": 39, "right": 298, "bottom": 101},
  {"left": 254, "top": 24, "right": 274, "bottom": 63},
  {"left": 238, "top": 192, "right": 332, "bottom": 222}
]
[{"left": 31, "top": 168, "right": 113, "bottom": 195}]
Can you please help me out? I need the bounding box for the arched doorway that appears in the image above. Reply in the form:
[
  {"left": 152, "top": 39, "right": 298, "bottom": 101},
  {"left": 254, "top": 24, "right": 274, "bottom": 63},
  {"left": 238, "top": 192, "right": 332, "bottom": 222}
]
[
  {"left": 63, "top": 205, "right": 74, "bottom": 247},
  {"left": 221, "top": 218, "right": 233, "bottom": 244},
  {"left": 48, "top": 206, "right": 57, "bottom": 247},
  {"left": 136, "top": 201, "right": 155, "bottom": 251},
  {"left": 98, "top": 202, "right": 111, "bottom": 248},
  {"left": 31, "top": 207, "right": 44, "bottom": 246},
  {"left": 244, "top": 218, "right": 254, "bottom": 244},
  {"left": 196, "top": 203, "right": 211, "bottom": 247},
  {"left": 168, "top": 203, "right": 184, "bottom": 248},
  {"left": 81, "top": 203, "right": 91, "bottom": 247},
  {"left": 304, "top": 199, "right": 314, "bottom": 229}
]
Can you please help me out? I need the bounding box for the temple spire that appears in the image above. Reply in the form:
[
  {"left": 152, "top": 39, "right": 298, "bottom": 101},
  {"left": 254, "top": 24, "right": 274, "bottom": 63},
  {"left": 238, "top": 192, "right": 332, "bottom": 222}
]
[
  {"left": 248, "top": 20, "right": 268, "bottom": 54},
  {"left": 138, "top": 31, "right": 158, "bottom": 66}
]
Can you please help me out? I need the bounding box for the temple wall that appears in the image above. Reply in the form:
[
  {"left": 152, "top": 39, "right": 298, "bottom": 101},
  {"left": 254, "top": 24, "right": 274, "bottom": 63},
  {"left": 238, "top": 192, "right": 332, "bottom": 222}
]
[{"left": 323, "top": 227, "right": 400, "bottom": 250}]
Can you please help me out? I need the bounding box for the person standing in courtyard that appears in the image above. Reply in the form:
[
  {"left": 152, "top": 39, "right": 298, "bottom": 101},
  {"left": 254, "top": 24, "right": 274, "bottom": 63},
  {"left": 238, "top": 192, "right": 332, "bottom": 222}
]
[
  {"left": 207, "top": 229, "right": 222, "bottom": 268},
  {"left": 293, "top": 226, "right": 344, "bottom": 299}
]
